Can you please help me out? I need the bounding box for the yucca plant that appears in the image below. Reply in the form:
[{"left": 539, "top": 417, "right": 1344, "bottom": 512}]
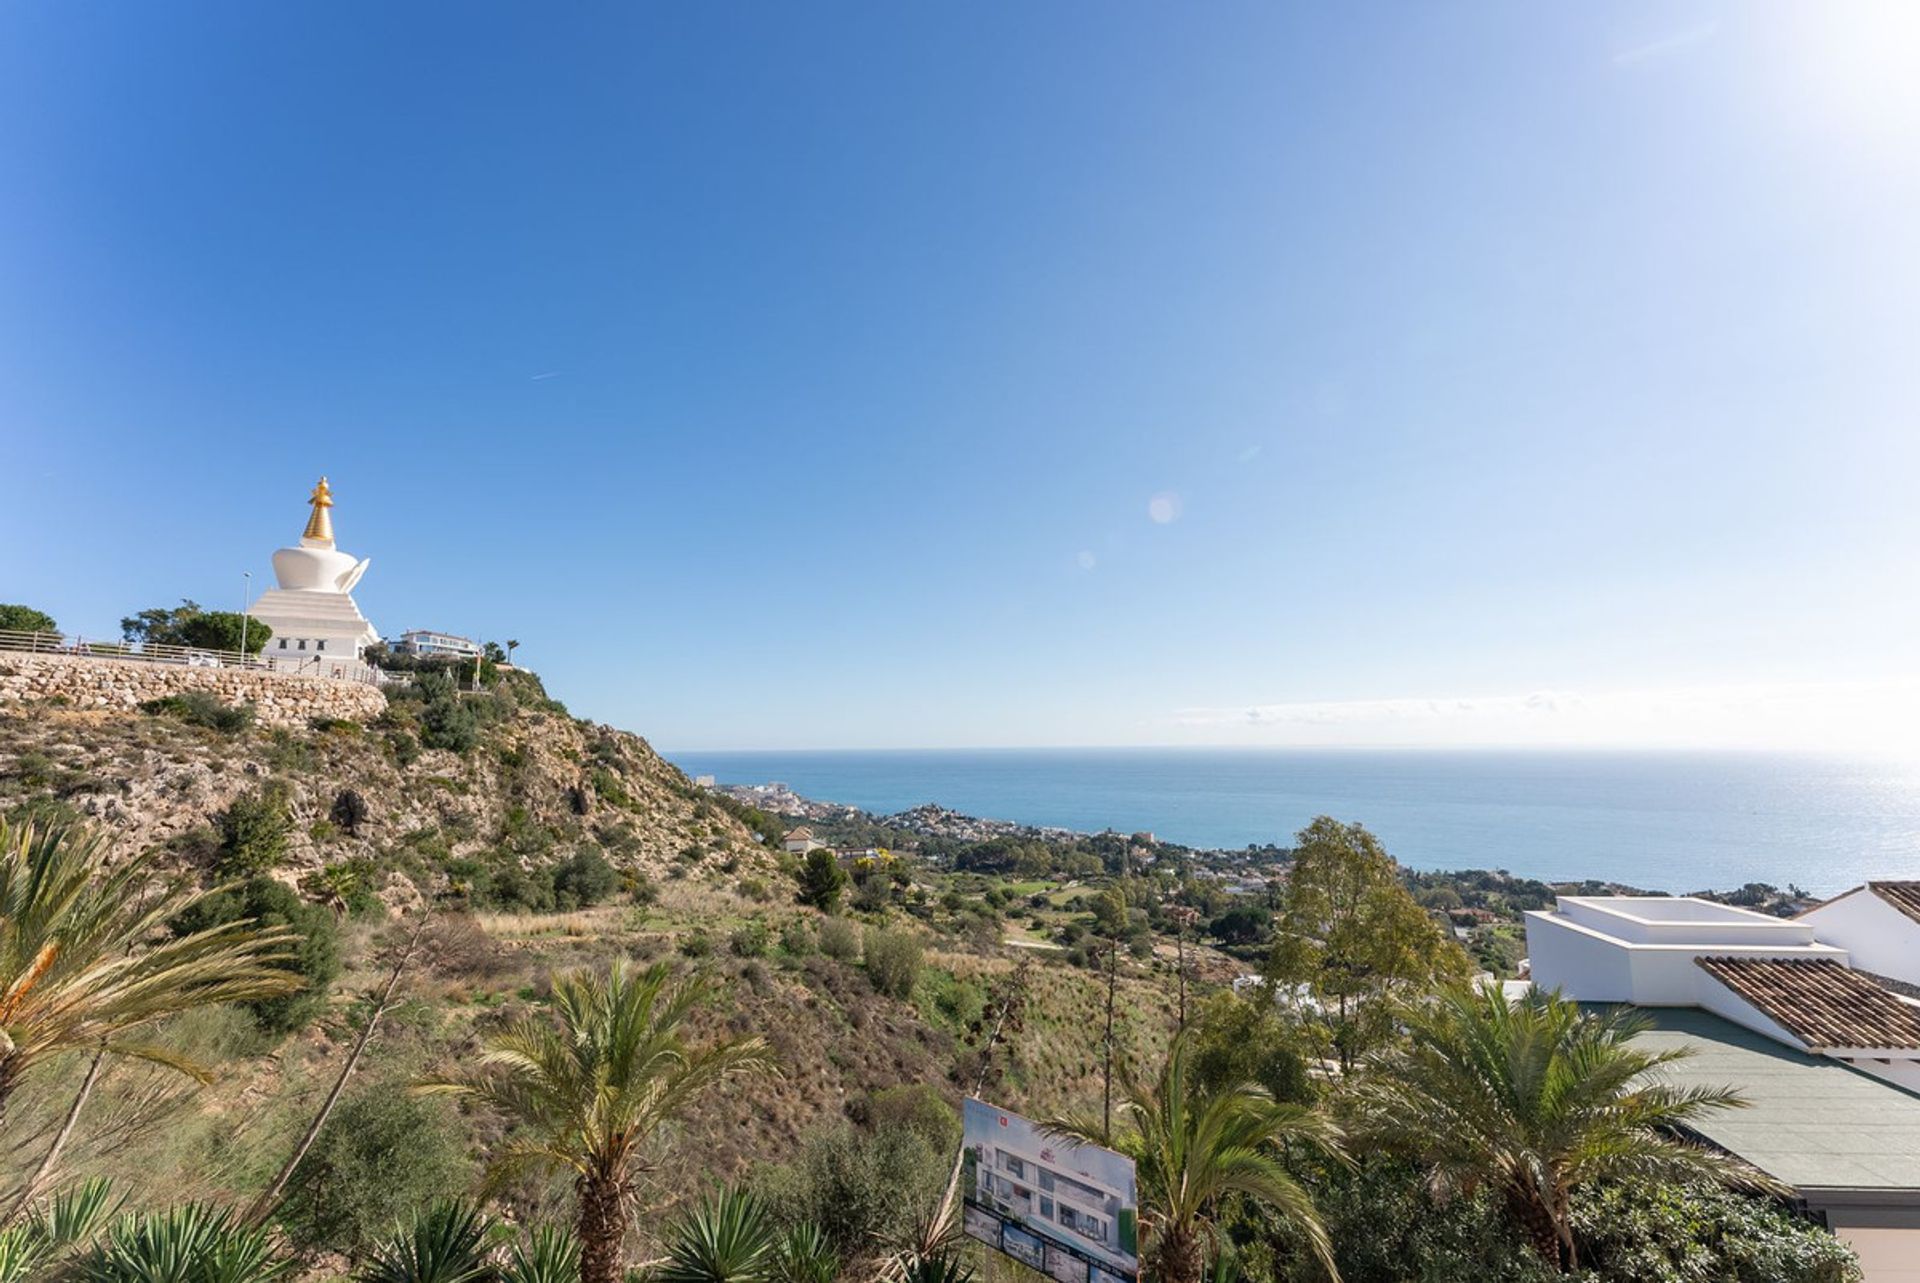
[
  {"left": 69, "top": 1202, "right": 296, "bottom": 1283},
  {"left": 418, "top": 961, "right": 773, "bottom": 1283},
  {"left": 654, "top": 1191, "right": 776, "bottom": 1283},
  {"left": 0, "top": 1178, "right": 119, "bottom": 1283},
  {"left": 356, "top": 1200, "right": 501, "bottom": 1283},
  {"left": 502, "top": 1223, "right": 580, "bottom": 1283},
  {"left": 0, "top": 818, "right": 302, "bottom": 1126},
  {"left": 895, "top": 1253, "right": 972, "bottom": 1283},
  {"left": 769, "top": 1223, "right": 836, "bottom": 1283}
]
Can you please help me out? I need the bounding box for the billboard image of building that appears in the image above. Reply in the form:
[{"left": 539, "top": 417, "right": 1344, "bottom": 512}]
[{"left": 960, "top": 1098, "right": 1139, "bottom": 1283}]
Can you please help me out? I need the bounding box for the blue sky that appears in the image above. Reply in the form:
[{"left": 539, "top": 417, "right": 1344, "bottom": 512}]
[{"left": 4, "top": 2, "right": 1918, "bottom": 752}]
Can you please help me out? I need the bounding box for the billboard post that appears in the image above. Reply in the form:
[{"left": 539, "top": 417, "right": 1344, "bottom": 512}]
[{"left": 960, "top": 1099, "right": 1140, "bottom": 1283}]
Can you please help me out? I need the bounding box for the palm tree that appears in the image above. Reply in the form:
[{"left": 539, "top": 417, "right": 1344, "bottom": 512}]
[
  {"left": 417, "top": 961, "right": 773, "bottom": 1283},
  {"left": 1348, "top": 984, "right": 1770, "bottom": 1271},
  {"left": 1044, "top": 1032, "right": 1343, "bottom": 1283},
  {"left": 0, "top": 819, "right": 301, "bottom": 1127}
]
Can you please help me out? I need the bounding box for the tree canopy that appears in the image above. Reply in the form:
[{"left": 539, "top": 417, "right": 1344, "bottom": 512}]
[
  {"left": 1264, "top": 816, "right": 1468, "bottom": 1069},
  {"left": 121, "top": 599, "right": 272, "bottom": 654},
  {"left": 0, "top": 603, "right": 57, "bottom": 634}
]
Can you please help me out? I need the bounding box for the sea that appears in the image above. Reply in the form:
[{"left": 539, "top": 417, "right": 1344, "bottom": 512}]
[{"left": 663, "top": 748, "right": 1920, "bottom": 896}]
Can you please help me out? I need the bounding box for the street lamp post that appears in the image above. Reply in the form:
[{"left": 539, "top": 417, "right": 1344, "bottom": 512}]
[{"left": 240, "top": 571, "right": 252, "bottom": 663}]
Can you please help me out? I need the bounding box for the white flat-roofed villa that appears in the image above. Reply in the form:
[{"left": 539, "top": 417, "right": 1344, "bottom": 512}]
[
  {"left": 1527, "top": 892, "right": 1920, "bottom": 1281},
  {"left": 391, "top": 629, "right": 481, "bottom": 659}
]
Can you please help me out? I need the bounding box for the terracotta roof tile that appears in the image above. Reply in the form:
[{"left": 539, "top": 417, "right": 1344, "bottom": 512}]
[
  {"left": 1694, "top": 956, "right": 1920, "bottom": 1051},
  {"left": 1869, "top": 882, "right": 1920, "bottom": 927}
]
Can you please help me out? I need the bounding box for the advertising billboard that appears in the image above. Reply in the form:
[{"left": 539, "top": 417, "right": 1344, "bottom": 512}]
[{"left": 960, "top": 1098, "right": 1140, "bottom": 1283}]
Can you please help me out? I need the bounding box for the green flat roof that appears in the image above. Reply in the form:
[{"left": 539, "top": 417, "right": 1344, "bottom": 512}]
[{"left": 1626, "top": 1007, "right": 1920, "bottom": 1195}]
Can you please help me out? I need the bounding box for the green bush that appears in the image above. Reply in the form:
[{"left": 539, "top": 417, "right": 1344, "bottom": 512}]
[
  {"left": 551, "top": 845, "right": 618, "bottom": 909},
  {"left": 413, "top": 671, "right": 479, "bottom": 753},
  {"left": 1570, "top": 1181, "right": 1862, "bottom": 1283},
  {"left": 140, "top": 690, "right": 255, "bottom": 733},
  {"left": 214, "top": 785, "right": 292, "bottom": 878},
  {"left": 730, "top": 921, "right": 771, "bottom": 958},
  {"left": 277, "top": 1084, "right": 472, "bottom": 1256},
  {"left": 754, "top": 1118, "right": 951, "bottom": 1262},
  {"left": 0, "top": 603, "right": 57, "bottom": 633},
  {"left": 796, "top": 849, "right": 847, "bottom": 912},
  {"left": 681, "top": 929, "right": 714, "bottom": 958},
  {"left": 779, "top": 920, "right": 815, "bottom": 957},
  {"left": 170, "top": 876, "right": 340, "bottom": 1034},
  {"left": 862, "top": 927, "right": 923, "bottom": 1000},
  {"left": 817, "top": 917, "right": 860, "bottom": 962},
  {"left": 737, "top": 877, "right": 773, "bottom": 902}
]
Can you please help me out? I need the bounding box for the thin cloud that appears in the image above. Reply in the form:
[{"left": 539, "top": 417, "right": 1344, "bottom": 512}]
[
  {"left": 1172, "top": 679, "right": 1920, "bottom": 754},
  {"left": 529, "top": 371, "right": 562, "bottom": 381},
  {"left": 1613, "top": 21, "right": 1719, "bottom": 67}
]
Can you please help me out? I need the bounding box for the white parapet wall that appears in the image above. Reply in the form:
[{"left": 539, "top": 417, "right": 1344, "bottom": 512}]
[
  {"left": 0, "top": 650, "right": 386, "bottom": 728},
  {"left": 1798, "top": 890, "right": 1920, "bottom": 989},
  {"left": 1526, "top": 896, "right": 1848, "bottom": 1006}
]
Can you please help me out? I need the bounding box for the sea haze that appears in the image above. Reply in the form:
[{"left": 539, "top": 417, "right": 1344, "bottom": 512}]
[{"left": 663, "top": 748, "right": 1920, "bottom": 896}]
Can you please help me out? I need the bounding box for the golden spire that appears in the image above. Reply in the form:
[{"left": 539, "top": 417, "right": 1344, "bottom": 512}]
[{"left": 302, "top": 476, "right": 335, "bottom": 546}]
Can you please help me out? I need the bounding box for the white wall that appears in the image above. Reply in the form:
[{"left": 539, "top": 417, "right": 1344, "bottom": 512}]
[
  {"left": 1803, "top": 892, "right": 1920, "bottom": 987},
  {"left": 1525, "top": 908, "right": 1848, "bottom": 1007},
  {"left": 1837, "top": 1057, "right": 1920, "bottom": 1093},
  {"left": 1692, "top": 970, "right": 1812, "bottom": 1049},
  {"left": 1524, "top": 912, "right": 1637, "bottom": 1001}
]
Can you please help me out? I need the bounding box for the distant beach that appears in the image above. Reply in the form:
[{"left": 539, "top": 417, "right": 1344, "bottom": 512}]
[{"left": 666, "top": 747, "right": 1920, "bottom": 896}]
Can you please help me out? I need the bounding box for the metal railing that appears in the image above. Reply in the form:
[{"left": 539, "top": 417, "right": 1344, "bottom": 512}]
[{"left": 0, "top": 629, "right": 395, "bottom": 687}]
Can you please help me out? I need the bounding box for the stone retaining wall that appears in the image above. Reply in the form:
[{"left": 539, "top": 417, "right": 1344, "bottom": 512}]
[{"left": 0, "top": 651, "right": 387, "bottom": 728}]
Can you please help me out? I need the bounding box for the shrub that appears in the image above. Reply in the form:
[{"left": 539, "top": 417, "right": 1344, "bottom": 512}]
[
  {"left": 863, "top": 928, "right": 923, "bottom": 1000},
  {"left": 278, "top": 1085, "right": 472, "bottom": 1256},
  {"left": 681, "top": 929, "right": 714, "bottom": 958},
  {"left": 817, "top": 917, "right": 860, "bottom": 962},
  {"left": 754, "top": 1119, "right": 950, "bottom": 1262},
  {"left": 630, "top": 873, "right": 660, "bottom": 907},
  {"left": 730, "top": 921, "right": 771, "bottom": 958},
  {"left": 551, "top": 845, "right": 618, "bottom": 909},
  {"left": 140, "top": 689, "right": 255, "bottom": 733},
  {"left": 214, "top": 785, "right": 292, "bottom": 878},
  {"left": 796, "top": 849, "right": 848, "bottom": 912},
  {"left": 779, "top": 920, "right": 815, "bottom": 958},
  {"left": 737, "top": 877, "right": 773, "bottom": 903},
  {"left": 1570, "top": 1180, "right": 1863, "bottom": 1283},
  {"left": 171, "top": 877, "right": 340, "bottom": 1034},
  {"left": 857, "top": 1084, "right": 960, "bottom": 1152},
  {"left": 72, "top": 1202, "right": 295, "bottom": 1282},
  {"left": 414, "top": 672, "right": 479, "bottom": 753}
]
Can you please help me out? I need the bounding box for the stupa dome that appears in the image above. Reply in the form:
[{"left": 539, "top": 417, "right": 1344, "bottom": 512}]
[{"left": 271, "top": 477, "right": 370, "bottom": 593}]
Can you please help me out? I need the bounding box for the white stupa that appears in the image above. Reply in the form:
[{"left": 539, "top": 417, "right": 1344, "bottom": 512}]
[{"left": 247, "top": 477, "right": 379, "bottom": 667}]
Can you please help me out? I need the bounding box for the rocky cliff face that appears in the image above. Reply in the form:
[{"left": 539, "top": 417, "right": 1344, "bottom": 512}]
[{"left": 0, "top": 670, "right": 765, "bottom": 894}]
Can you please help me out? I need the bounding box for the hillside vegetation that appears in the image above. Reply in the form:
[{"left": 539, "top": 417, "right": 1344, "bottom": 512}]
[{"left": 0, "top": 668, "right": 1862, "bottom": 1283}]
